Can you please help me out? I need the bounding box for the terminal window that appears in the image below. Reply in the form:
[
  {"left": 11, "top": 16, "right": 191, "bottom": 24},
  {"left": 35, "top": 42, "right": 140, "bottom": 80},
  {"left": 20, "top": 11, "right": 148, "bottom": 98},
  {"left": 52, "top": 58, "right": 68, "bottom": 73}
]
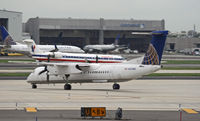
[
  {"left": 0, "top": 18, "right": 8, "bottom": 42},
  {"left": 0, "top": 18, "right": 8, "bottom": 29}
]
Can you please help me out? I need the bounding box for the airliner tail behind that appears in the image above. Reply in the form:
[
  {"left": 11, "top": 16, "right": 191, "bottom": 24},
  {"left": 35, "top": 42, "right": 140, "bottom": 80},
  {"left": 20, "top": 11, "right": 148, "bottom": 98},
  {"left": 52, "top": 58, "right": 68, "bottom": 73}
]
[
  {"left": 114, "top": 34, "right": 120, "bottom": 45},
  {"left": 0, "top": 26, "right": 16, "bottom": 46}
]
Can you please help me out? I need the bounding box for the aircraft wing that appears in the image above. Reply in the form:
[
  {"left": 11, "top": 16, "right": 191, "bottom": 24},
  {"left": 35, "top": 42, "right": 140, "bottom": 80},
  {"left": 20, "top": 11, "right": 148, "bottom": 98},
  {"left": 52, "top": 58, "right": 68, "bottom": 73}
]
[
  {"left": 90, "top": 48, "right": 103, "bottom": 52},
  {"left": 0, "top": 45, "right": 5, "bottom": 48},
  {"left": 38, "top": 62, "right": 91, "bottom": 75},
  {"left": 117, "top": 46, "right": 128, "bottom": 51}
]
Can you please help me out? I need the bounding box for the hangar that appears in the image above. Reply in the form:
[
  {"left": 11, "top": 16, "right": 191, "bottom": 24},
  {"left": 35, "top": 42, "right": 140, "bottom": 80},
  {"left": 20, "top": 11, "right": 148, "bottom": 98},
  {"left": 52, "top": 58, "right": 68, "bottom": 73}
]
[
  {"left": 0, "top": 10, "right": 22, "bottom": 43},
  {"left": 25, "top": 18, "right": 165, "bottom": 52},
  {"left": 1, "top": 9, "right": 199, "bottom": 53}
]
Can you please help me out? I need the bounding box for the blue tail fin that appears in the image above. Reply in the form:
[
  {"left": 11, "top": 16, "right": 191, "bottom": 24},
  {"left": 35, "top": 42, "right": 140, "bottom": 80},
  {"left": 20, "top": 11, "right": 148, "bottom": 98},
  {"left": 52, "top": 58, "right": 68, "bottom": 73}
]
[
  {"left": 142, "top": 31, "right": 168, "bottom": 65},
  {"left": 114, "top": 34, "right": 120, "bottom": 45},
  {"left": 0, "top": 26, "right": 16, "bottom": 46}
]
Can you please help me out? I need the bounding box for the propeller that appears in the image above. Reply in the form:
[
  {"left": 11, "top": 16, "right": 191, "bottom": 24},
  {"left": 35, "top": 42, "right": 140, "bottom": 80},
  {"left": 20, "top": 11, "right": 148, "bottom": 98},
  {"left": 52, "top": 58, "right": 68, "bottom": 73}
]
[
  {"left": 47, "top": 53, "right": 56, "bottom": 62},
  {"left": 39, "top": 66, "right": 47, "bottom": 75},
  {"left": 38, "top": 65, "right": 50, "bottom": 82},
  {"left": 54, "top": 45, "right": 58, "bottom": 52},
  {"left": 96, "top": 55, "right": 98, "bottom": 63},
  {"left": 47, "top": 54, "right": 50, "bottom": 62},
  {"left": 50, "top": 45, "right": 59, "bottom": 52},
  {"left": 75, "top": 64, "right": 82, "bottom": 71}
]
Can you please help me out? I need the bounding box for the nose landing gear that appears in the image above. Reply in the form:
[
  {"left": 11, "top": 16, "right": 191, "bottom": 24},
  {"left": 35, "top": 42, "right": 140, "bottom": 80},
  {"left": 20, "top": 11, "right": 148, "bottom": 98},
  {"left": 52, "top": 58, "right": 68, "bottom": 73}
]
[
  {"left": 113, "top": 83, "right": 120, "bottom": 90},
  {"left": 64, "top": 83, "right": 72, "bottom": 90},
  {"left": 32, "top": 84, "right": 37, "bottom": 89}
]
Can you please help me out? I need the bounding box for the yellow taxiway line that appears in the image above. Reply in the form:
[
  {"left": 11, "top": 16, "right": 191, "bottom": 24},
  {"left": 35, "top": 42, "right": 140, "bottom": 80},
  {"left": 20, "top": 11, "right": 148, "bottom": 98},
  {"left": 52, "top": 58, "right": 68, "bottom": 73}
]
[
  {"left": 182, "top": 108, "right": 198, "bottom": 114},
  {"left": 25, "top": 107, "right": 37, "bottom": 112}
]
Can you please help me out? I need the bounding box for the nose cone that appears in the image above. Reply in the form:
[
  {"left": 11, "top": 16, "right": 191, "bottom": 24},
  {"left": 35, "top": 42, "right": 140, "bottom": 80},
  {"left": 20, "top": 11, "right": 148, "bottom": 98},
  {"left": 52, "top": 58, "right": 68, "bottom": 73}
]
[
  {"left": 26, "top": 67, "right": 45, "bottom": 83},
  {"left": 74, "top": 46, "right": 84, "bottom": 53},
  {"left": 79, "top": 48, "right": 85, "bottom": 53},
  {"left": 83, "top": 46, "right": 87, "bottom": 50},
  {"left": 26, "top": 72, "right": 34, "bottom": 83}
]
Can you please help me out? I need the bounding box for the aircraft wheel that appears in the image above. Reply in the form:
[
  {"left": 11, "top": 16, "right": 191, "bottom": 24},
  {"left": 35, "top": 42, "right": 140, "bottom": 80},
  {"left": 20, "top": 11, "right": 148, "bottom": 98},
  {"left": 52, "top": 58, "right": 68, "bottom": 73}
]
[
  {"left": 113, "top": 83, "right": 120, "bottom": 90},
  {"left": 32, "top": 84, "right": 37, "bottom": 89},
  {"left": 64, "top": 84, "right": 72, "bottom": 90}
]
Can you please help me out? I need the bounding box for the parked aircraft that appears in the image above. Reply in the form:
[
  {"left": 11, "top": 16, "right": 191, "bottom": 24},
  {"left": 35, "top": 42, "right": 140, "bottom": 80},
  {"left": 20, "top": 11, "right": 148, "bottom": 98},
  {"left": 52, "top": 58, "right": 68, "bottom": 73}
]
[
  {"left": 0, "top": 26, "right": 84, "bottom": 55},
  {"left": 24, "top": 39, "right": 126, "bottom": 63},
  {"left": 83, "top": 34, "right": 127, "bottom": 53},
  {"left": 27, "top": 31, "right": 168, "bottom": 90}
]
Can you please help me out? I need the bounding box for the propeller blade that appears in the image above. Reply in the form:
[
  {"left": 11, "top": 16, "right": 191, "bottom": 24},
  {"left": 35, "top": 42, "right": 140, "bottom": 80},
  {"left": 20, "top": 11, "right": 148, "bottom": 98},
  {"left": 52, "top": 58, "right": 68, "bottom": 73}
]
[
  {"left": 47, "top": 54, "right": 50, "bottom": 62},
  {"left": 50, "top": 45, "right": 59, "bottom": 52},
  {"left": 47, "top": 74, "right": 49, "bottom": 82},
  {"left": 46, "top": 67, "right": 50, "bottom": 82},
  {"left": 75, "top": 64, "right": 82, "bottom": 71},
  {"left": 96, "top": 55, "right": 98, "bottom": 63},
  {"left": 38, "top": 65, "right": 50, "bottom": 82},
  {"left": 54, "top": 45, "right": 59, "bottom": 52},
  {"left": 38, "top": 66, "right": 48, "bottom": 75},
  {"left": 39, "top": 69, "right": 47, "bottom": 75}
]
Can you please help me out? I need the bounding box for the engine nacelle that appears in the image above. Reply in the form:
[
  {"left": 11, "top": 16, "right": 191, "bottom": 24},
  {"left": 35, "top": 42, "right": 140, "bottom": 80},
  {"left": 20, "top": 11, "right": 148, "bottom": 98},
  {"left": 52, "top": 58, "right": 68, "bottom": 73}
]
[{"left": 54, "top": 52, "right": 62, "bottom": 58}]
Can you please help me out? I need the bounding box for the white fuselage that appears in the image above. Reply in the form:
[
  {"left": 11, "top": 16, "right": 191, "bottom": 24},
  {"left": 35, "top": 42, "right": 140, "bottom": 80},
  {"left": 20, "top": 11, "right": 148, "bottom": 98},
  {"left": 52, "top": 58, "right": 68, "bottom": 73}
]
[
  {"left": 32, "top": 52, "right": 125, "bottom": 63},
  {"left": 84, "top": 44, "right": 116, "bottom": 52},
  {"left": 6, "top": 44, "right": 84, "bottom": 55},
  {"left": 27, "top": 63, "right": 161, "bottom": 84}
]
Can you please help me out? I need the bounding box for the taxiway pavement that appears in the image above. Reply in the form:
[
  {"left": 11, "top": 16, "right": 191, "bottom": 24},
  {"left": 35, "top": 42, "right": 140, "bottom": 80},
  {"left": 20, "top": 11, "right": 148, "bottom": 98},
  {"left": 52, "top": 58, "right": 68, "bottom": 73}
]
[{"left": 0, "top": 79, "right": 199, "bottom": 111}]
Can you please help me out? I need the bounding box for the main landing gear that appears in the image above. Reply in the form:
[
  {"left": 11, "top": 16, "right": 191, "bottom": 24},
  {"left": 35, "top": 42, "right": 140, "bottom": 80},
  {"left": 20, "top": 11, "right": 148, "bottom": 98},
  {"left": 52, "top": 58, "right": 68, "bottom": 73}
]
[
  {"left": 64, "top": 83, "right": 72, "bottom": 90},
  {"left": 113, "top": 83, "right": 120, "bottom": 90},
  {"left": 32, "top": 84, "right": 37, "bottom": 89}
]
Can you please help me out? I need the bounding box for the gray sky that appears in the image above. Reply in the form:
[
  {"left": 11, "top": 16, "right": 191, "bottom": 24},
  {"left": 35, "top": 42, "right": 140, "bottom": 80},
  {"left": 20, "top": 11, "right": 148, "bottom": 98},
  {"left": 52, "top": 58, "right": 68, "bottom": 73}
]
[{"left": 1, "top": 0, "right": 200, "bottom": 32}]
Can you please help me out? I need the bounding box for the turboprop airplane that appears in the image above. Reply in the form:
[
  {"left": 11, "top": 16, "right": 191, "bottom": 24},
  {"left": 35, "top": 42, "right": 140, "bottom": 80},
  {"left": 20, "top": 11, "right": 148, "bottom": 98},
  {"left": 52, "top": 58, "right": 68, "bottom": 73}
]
[
  {"left": 27, "top": 30, "right": 168, "bottom": 90},
  {"left": 23, "top": 39, "right": 126, "bottom": 63},
  {"left": 0, "top": 26, "right": 84, "bottom": 55}
]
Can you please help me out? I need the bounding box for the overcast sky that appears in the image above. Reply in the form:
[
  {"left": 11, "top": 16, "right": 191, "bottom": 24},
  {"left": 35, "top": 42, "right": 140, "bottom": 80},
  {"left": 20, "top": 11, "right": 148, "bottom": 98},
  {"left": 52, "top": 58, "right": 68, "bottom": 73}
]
[{"left": 1, "top": 0, "right": 200, "bottom": 32}]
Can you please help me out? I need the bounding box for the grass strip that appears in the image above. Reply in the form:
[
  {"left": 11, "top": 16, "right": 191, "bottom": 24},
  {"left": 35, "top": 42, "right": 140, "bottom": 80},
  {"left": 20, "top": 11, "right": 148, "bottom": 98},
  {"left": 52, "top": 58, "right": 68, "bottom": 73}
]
[
  {"left": 0, "top": 59, "right": 34, "bottom": 63},
  {"left": 163, "top": 60, "right": 200, "bottom": 64},
  {"left": 162, "top": 67, "right": 200, "bottom": 70},
  {"left": 148, "top": 73, "right": 200, "bottom": 76},
  {"left": 0, "top": 73, "right": 30, "bottom": 77}
]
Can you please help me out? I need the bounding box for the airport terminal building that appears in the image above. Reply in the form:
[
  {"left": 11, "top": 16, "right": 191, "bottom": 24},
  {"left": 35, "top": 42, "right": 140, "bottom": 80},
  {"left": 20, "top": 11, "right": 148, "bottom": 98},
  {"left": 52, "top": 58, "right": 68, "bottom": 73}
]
[
  {"left": 2, "top": 9, "right": 199, "bottom": 52},
  {"left": 25, "top": 18, "right": 165, "bottom": 52}
]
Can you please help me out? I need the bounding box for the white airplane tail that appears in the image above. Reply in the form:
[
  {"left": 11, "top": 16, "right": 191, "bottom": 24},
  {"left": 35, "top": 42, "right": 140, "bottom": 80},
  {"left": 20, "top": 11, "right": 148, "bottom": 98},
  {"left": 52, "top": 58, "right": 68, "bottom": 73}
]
[{"left": 23, "top": 39, "right": 42, "bottom": 54}]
